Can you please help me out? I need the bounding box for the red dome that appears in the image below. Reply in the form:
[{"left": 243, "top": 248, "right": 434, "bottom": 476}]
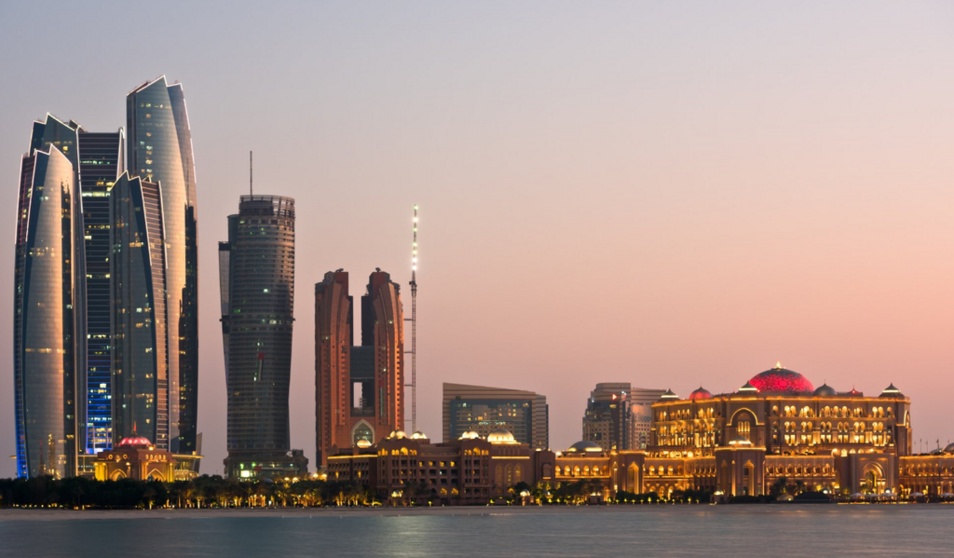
[
  {"left": 748, "top": 367, "right": 814, "bottom": 394},
  {"left": 690, "top": 387, "right": 712, "bottom": 400},
  {"left": 118, "top": 436, "right": 152, "bottom": 447}
]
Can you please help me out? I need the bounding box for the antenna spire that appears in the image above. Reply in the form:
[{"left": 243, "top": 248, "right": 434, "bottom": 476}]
[
  {"left": 249, "top": 150, "right": 253, "bottom": 195},
  {"left": 406, "top": 204, "right": 419, "bottom": 432}
]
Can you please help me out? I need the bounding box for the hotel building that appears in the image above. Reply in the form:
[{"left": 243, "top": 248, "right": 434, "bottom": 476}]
[
  {"left": 315, "top": 270, "right": 404, "bottom": 466},
  {"left": 330, "top": 364, "right": 953, "bottom": 503},
  {"left": 443, "top": 383, "right": 549, "bottom": 450},
  {"left": 127, "top": 76, "right": 200, "bottom": 456}
]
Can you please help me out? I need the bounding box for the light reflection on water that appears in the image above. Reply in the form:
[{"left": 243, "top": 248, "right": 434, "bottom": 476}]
[{"left": 2, "top": 506, "right": 953, "bottom": 557}]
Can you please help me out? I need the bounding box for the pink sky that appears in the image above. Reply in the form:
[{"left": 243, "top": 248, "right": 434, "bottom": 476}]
[{"left": 1, "top": 2, "right": 952, "bottom": 475}]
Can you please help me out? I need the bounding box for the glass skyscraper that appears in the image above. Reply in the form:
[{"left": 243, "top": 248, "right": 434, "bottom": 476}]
[
  {"left": 111, "top": 173, "right": 170, "bottom": 449},
  {"left": 220, "top": 195, "right": 306, "bottom": 478},
  {"left": 126, "top": 76, "right": 199, "bottom": 455},
  {"left": 77, "top": 129, "right": 124, "bottom": 455},
  {"left": 13, "top": 115, "right": 81, "bottom": 478}
]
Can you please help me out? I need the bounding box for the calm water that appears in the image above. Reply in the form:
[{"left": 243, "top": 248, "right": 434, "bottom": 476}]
[{"left": 2, "top": 506, "right": 953, "bottom": 557}]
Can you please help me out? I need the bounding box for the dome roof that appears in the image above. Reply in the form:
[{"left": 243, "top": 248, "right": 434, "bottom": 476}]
[
  {"left": 690, "top": 387, "right": 712, "bottom": 400},
  {"left": 388, "top": 430, "right": 407, "bottom": 440},
  {"left": 660, "top": 389, "right": 679, "bottom": 400},
  {"left": 567, "top": 440, "right": 603, "bottom": 453},
  {"left": 409, "top": 430, "right": 428, "bottom": 440},
  {"left": 117, "top": 436, "right": 152, "bottom": 448},
  {"left": 748, "top": 364, "right": 814, "bottom": 394},
  {"left": 486, "top": 429, "right": 517, "bottom": 444},
  {"left": 459, "top": 430, "right": 480, "bottom": 440},
  {"left": 944, "top": 443, "right": 954, "bottom": 454},
  {"left": 356, "top": 439, "right": 372, "bottom": 448},
  {"left": 880, "top": 383, "right": 904, "bottom": 398},
  {"left": 814, "top": 383, "right": 837, "bottom": 396},
  {"left": 739, "top": 381, "right": 758, "bottom": 393}
]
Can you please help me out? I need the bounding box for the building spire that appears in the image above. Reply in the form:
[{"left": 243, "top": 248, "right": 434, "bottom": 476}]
[{"left": 249, "top": 150, "right": 253, "bottom": 196}]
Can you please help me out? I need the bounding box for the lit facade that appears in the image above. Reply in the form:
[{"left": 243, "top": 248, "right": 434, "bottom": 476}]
[
  {"left": 443, "top": 383, "right": 549, "bottom": 450},
  {"left": 127, "top": 76, "right": 199, "bottom": 456},
  {"left": 13, "top": 115, "right": 81, "bottom": 478},
  {"left": 582, "top": 382, "right": 639, "bottom": 451},
  {"left": 316, "top": 270, "right": 404, "bottom": 466},
  {"left": 77, "top": 129, "right": 124, "bottom": 457},
  {"left": 327, "top": 429, "right": 535, "bottom": 504},
  {"left": 93, "top": 435, "right": 199, "bottom": 482},
  {"left": 537, "top": 365, "right": 920, "bottom": 500},
  {"left": 220, "top": 195, "right": 306, "bottom": 479},
  {"left": 111, "top": 173, "right": 169, "bottom": 450}
]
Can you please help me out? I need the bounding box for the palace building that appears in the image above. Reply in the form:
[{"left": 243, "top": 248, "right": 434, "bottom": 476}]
[{"left": 327, "top": 365, "right": 953, "bottom": 503}]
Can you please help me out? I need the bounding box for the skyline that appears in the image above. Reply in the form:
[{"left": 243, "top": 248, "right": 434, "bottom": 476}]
[{"left": 2, "top": 1, "right": 954, "bottom": 476}]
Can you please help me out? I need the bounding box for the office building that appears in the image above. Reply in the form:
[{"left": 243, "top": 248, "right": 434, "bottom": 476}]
[
  {"left": 111, "top": 173, "right": 170, "bottom": 449},
  {"left": 442, "top": 383, "right": 548, "bottom": 450},
  {"left": 582, "top": 382, "right": 637, "bottom": 451},
  {"left": 315, "top": 269, "right": 404, "bottom": 466},
  {"left": 77, "top": 129, "right": 124, "bottom": 456},
  {"left": 126, "top": 76, "right": 199, "bottom": 455},
  {"left": 13, "top": 115, "right": 81, "bottom": 478},
  {"left": 220, "top": 195, "right": 306, "bottom": 478}
]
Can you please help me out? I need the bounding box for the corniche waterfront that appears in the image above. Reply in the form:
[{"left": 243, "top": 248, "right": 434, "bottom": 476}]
[{"left": 1, "top": 505, "right": 953, "bottom": 557}]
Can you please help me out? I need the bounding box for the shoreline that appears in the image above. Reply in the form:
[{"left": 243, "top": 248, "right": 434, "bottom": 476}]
[{"left": 1, "top": 502, "right": 948, "bottom": 521}]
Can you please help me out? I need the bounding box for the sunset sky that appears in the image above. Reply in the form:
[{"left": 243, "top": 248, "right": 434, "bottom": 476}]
[{"left": 1, "top": 1, "right": 952, "bottom": 476}]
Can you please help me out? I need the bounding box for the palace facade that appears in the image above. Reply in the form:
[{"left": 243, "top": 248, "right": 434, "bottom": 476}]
[{"left": 327, "top": 365, "right": 953, "bottom": 503}]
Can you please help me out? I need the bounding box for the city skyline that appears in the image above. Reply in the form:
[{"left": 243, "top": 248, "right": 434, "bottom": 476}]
[{"left": 2, "top": 2, "right": 954, "bottom": 476}]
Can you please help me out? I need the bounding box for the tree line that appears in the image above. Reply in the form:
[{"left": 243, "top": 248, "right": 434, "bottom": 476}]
[{"left": 0, "top": 476, "right": 715, "bottom": 509}]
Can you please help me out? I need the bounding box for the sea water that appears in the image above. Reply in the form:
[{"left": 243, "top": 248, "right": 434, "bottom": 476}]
[{"left": 1, "top": 505, "right": 952, "bottom": 557}]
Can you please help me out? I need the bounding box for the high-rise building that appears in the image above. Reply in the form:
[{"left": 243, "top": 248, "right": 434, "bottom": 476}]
[
  {"left": 629, "top": 387, "right": 667, "bottom": 449},
  {"left": 111, "top": 173, "right": 170, "bottom": 449},
  {"left": 315, "top": 269, "right": 404, "bottom": 466},
  {"left": 77, "top": 129, "right": 124, "bottom": 456},
  {"left": 13, "top": 115, "right": 81, "bottom": 478},
  {"left": 220, "top": 195, "right": 306, "bottom": 478},
  {"left": 442, "top": 383, "right": 549, "bottom": 450},
  {"left": 582, "top": 382, "right": 637, "bottom": 451},
  {"left": 126, "top": 76, "right": 199, "bottom": 455}
]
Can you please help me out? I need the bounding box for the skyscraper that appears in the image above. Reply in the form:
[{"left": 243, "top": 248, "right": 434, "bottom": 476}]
[
  {"left": 220, "top": 195, "right": 306, "bottom": 478},
  {"left": 442, "top": 383, "right": 549, "bottom": 450},
  {"left": 110, "top": 173, "right": 170, "bottom": 449},
  {"left": 582, "top": 382, "right": 636, "bottom": 451},
  {"left": 77, "top": 129, "right": 124, "bottom": 456},
  {"left": 315, "top": 270, "right": 404, "bottom": 466},
  {"left": 126, "top": 76, "right": 199, "bottom": 455},
  {"left": 13, "top": 115, "right": 81, "bottom": 478}
]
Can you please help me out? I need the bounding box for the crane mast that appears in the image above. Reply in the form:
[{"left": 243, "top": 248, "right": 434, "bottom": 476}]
[{"left": 406, "top": 205, "right": 419, "bottom": 432}]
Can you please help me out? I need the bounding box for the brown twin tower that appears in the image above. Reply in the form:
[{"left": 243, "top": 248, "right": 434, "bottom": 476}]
[{"left": 315, "top": 269, "right": 405, "bottom": 466}]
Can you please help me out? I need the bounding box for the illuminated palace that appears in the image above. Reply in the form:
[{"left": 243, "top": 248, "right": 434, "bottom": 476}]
[
  {"left": 549, "top": 364, "right": 952, "bottom": 499},
  {"left": 329, "top": 364, "right": 954, "bottom": 503}
]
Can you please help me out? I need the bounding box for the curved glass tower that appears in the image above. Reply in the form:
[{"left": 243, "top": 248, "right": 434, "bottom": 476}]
[
  {"left": 13, "top": 115, "right": 80, "bottom": 478},
  {"left": 126, "top": 76, "right": 198, "bottom": 455},
  {"left": 111, "top": 173, "right": 169, "bottom": 448},
  {"left": 220, "top": 195, "right": 304, "bottom": 478}
]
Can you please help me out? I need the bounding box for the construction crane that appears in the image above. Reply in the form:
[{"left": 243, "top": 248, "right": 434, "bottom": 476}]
[{"left": 405, "top": 205, "right": 418, "bottom": 432}]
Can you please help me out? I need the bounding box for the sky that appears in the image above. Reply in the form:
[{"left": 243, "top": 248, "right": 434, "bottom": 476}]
[{"left": 1, "top": 1, "right": 952, "bottom": 477}]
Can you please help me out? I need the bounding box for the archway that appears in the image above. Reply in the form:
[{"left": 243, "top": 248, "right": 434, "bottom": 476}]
[
  {"left": 743, "top": 461, "right": 755, "bottom": 496},
  {"left": 861, "top": 463, "right": 886, "bottom": 494},
  {"left": 351, "top": 420, "right": 374, "bottom": 446}
]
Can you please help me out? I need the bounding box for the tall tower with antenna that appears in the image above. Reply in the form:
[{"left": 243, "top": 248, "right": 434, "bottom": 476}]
[{"left": 406, "top": 205, "right": 419, "bottom": 432}]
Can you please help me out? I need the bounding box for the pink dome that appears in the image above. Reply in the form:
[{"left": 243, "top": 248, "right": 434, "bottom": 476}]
[
  {"left": 690, "top": 387, "right": 712, "bottom": 400},
  {"left": 117, "top": 436, "right": 152, "bottom": 447},
  {"left": 748, "top": 366, "right": 814, "bottom": 394}
]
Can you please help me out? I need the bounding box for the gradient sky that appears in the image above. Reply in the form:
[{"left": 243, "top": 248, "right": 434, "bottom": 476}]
[{"left": 1, "top": 1, "right": 952, "bottom": 477}]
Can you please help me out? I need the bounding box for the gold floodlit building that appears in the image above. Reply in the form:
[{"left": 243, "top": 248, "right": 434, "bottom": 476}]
[{"left": 328, "top": 365, "right": 954, "bottom": 503}]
